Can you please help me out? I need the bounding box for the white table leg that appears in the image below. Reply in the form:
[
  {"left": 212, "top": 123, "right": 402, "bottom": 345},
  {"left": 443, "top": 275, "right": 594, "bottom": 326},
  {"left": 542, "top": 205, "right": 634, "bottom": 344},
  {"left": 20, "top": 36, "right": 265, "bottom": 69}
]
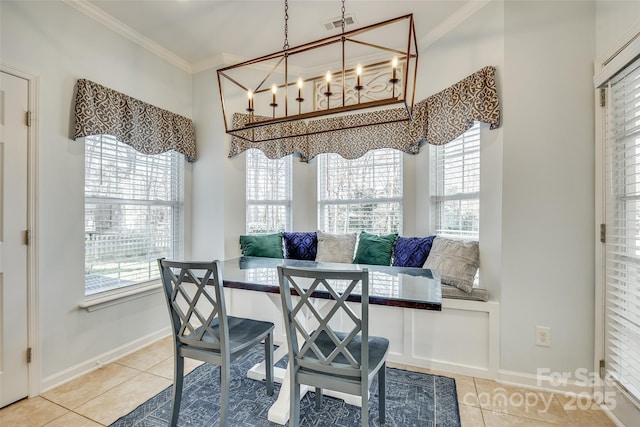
[
  {"left": 248, "top": 293, "right": 362, "bottom": 425},
  {"left": 247, "top": 344, "right": 288, "bottom": 382}
]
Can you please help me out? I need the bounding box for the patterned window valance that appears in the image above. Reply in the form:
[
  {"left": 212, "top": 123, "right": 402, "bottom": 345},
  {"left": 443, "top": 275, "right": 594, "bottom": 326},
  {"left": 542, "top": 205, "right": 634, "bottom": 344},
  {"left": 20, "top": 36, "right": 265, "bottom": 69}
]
[
  {"left": 228, "top": 66, "right": 500, "bottom": 161},
  {"left": 74, "top": 79, "right": 196, "bottom": 162}
]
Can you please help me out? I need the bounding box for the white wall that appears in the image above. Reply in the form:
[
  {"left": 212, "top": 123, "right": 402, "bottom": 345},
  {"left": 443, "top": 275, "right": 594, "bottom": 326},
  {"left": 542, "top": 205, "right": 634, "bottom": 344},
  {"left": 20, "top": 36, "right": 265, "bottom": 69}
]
[
  {"left": 0, "top": 1, "right": 193, "bottom": 382},
  {"left": 501, "top": 0, "right": 595, "bottom": 376},
  {"left": 191, "top": 68, "right": 226, "bottom": 260}
]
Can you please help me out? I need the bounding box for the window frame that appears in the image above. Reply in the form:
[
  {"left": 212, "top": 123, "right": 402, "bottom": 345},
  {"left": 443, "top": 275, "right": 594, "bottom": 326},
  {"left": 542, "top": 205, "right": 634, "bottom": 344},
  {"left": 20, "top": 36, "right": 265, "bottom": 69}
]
[
  {"left": 430, "top": 122, "right": 481, "bottom": 239},
  {"left": 317, "top": 148, "right": 403, "bottom": 235},
  {"left": 83, "top": 134, "right": 184, "bottom": 296},
  {"left": 245, "top": 149, "right": 292, "bottom": 234}
]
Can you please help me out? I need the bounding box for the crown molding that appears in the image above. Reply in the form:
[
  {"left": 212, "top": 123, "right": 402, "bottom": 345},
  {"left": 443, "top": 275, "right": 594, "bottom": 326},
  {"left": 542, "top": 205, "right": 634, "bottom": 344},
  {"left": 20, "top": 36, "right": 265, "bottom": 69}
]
[
  {"left": 419, "top": 0, "right": 491, "bottom": 49},
  {"left": 62, "top": 0, "right": 192, "bottom": 73},
  {"left": 62, "top": 0, "right": 492, "bottom": 75},
  {"left": 191, "top": 53, "right": 253, "bottom": 74}
]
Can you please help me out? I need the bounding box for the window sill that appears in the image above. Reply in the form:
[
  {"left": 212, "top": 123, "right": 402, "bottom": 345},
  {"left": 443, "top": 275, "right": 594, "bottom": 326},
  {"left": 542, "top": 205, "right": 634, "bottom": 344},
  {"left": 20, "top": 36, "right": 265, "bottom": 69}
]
[{"left": 79, "top": 281, "right": 163, "bottom": 312}]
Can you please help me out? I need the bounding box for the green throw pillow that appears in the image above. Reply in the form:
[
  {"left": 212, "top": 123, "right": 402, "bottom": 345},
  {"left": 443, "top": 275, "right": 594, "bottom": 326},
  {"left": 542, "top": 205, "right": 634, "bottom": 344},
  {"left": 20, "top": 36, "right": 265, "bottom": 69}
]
[
  {"left": 239, "top": 233, "right": 283, "bottom": 258},
  {"left": 353, "top": 231, "right": 398, "bottom": 266}
]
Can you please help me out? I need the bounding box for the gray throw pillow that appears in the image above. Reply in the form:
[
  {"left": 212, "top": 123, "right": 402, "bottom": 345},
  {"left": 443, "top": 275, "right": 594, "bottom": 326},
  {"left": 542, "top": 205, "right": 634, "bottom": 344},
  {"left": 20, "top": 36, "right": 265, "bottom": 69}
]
[
  {"left": 315, "top": 230, "right": 357, "bottom": 263},
  {"left": 423, "top": 237, "right": 479, "bottom": 293}
]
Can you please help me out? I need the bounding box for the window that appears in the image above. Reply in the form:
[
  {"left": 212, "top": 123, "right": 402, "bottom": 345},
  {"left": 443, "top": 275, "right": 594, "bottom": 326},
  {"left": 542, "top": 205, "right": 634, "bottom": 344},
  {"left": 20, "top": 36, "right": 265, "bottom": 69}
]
[
  {"left": 84, "top": 135, "right": 184, "bottom": 295},
  {"left": 603, "top": 55, "right": 640, "bottom": 402},
  {"left": 431, "top": 122, "right": 480, "bottom": 239},
  {"left": 318, "top": 148, "right": 402, "bottom": 234},
  {"left": 246, "top": 149, "right": 292, "bottom": 233}
]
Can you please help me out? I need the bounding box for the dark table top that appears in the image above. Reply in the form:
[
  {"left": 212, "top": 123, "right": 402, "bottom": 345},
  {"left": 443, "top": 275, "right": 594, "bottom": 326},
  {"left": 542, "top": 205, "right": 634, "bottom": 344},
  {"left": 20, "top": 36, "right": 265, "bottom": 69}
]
[{"left": 220, "top": 257, "right": 442, "bottom": 311}]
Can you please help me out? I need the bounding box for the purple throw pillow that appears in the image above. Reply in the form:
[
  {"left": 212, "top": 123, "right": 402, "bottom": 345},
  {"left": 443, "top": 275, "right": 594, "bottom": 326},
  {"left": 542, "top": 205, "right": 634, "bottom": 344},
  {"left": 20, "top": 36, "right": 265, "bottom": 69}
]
[
  {"left": 392, "top": 236, "right": 436, "bottom": 268},
  {"left": 283, "top": 232, "right": 318, "bottom": 261}
]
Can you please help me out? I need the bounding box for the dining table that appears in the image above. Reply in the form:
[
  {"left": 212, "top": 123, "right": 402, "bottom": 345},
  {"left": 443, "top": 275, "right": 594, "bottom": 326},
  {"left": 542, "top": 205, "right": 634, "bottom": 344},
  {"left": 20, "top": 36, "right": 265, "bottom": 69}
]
[{"left": 219, "top": 256, "right": 442, "bottom": 425}]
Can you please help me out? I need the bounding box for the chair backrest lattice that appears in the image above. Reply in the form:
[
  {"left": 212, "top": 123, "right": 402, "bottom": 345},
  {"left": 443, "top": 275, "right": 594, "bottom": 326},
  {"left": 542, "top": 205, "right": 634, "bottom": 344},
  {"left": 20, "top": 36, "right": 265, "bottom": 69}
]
[
  {"left": 278, "top": 266, "right": 369, "bottom": 378},
  {"left": 158, "top": 259, "right": 228, "bottom": 351}
]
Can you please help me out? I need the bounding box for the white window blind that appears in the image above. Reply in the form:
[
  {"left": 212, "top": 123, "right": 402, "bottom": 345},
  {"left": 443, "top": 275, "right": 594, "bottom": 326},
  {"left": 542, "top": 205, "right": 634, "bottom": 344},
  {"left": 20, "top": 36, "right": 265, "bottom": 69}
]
[
  {"left": 318, "top": 148, "right": 402, "bottom": 234},
  {"left": 604, "top": 55, "right": 640, "bottom": 402},
  {"left": 84, "top": 135, "right": 184, "bottom": 295},
  {"left": 246, "top": 149, "right": 291, "bottom": 233},
  {"left": 431, "top": 123, "right": 480, "bottom": 239}
]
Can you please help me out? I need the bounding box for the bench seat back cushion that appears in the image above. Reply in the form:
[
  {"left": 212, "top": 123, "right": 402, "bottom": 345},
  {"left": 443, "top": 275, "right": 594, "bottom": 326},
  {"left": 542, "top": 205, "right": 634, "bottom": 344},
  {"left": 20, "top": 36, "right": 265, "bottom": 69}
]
[
  {"left": 283, "top": 231, "right": 317, "bottom": 261},
  {"left": 316, "top": 230, "right": 357, "bottom": 263},
  {"left": 423, "top": 237, "right": 479, "bottom": 293},
  {"left": 353, "top": 231, "right": 398, "bottom": 266},
  {"left": 239, "top": 233, "right": 284, "bottom": 258},
  {"left": 392, "top": 235, "right": 436, "bottom": 268}
]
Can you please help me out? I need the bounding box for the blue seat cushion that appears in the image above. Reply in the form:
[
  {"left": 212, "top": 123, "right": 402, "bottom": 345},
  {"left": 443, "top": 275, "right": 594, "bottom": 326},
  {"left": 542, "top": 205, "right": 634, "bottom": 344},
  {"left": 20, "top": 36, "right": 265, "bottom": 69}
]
[
  {"left": 183, "top": 316, "right": 274, "bottom": 354},
  {"left": 298, "top": 330, "right": 389, "bottom": 377}
]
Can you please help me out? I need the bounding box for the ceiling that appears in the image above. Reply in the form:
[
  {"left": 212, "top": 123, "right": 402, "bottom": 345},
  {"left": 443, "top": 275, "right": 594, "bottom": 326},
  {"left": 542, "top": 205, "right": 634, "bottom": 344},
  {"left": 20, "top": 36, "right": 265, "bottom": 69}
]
[{"left": 82, "top": 0, "right": 483, "bottom": 71}]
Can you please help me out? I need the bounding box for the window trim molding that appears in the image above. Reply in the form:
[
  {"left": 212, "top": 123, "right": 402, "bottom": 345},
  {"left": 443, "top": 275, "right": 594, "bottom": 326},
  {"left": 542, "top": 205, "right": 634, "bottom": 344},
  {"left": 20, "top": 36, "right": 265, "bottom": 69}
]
[{"left": 79, "top": 281, "right": 162, "bottom": 312}]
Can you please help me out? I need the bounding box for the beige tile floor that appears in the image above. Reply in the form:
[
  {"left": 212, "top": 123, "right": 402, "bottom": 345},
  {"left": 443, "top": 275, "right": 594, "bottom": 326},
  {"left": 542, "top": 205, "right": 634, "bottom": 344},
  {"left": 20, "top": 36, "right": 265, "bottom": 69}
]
[{"left": 0, "top": 336, "right": 617, "bottom": 427}]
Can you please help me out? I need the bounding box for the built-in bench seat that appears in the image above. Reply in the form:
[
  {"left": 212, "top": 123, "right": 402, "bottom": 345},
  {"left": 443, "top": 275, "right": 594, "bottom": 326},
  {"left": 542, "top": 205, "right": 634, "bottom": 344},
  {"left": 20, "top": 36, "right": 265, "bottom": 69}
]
[
  {"left": 442, "top": 284, "right": 489, "bottom": 302},
  {"left": 239, "top": 231, "right": 487, "bottom": 301},
  {"left": 234, "top": 232, "right": 496, "bottom": 379}
]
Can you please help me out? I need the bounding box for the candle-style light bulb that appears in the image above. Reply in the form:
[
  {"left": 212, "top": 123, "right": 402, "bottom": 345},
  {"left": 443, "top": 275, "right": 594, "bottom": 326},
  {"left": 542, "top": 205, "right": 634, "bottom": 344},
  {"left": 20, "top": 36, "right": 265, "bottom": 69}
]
[
  {"left": 356, "top": 64, "right": 363, "bottom": 88},
  {"left": 247, "top": 90, "right": 253, "bottom": 110},
  {"left": 325, "top": 71, "right": 331, "bottom": 93},
  {"left": 296, "top": 77, "right": 304, "bottom": 114},
  {"left": 391, "top": 56, "right": 398, "bottom": 81},
  {"left": 271, "top": 84, "right": 277, "bottom": 104}
]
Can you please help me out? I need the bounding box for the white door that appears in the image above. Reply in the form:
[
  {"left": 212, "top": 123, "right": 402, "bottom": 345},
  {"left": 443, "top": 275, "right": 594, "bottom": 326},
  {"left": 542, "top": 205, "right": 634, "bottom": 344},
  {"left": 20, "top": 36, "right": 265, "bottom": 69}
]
[{"left": 0, "top": 71, "right": 30, "bottom": 408}]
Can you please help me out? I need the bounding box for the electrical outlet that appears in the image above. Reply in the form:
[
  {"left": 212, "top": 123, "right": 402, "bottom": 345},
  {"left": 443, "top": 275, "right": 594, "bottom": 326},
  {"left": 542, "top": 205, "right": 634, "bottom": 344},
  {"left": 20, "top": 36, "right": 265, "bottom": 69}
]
[{"left": 535, "top": 326, "right": 551, "bottom": 347}]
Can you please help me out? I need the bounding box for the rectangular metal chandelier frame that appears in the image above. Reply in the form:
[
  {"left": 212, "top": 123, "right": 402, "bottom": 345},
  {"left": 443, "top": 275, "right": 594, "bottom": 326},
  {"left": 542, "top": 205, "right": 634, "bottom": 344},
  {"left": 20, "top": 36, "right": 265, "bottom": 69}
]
[{"left": 217, "top": 14, "right": 419, "bottom": 143}]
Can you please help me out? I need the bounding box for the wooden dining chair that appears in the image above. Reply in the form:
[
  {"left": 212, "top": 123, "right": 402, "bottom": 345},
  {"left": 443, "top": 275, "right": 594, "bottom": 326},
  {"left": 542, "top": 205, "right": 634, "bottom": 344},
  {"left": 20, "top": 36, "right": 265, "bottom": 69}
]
[
  {"left": 277, "top": 265, "right": 389, "bottom": 427},
  {"left": 158, "top": 259, "right": 275, "bottom": 427}
]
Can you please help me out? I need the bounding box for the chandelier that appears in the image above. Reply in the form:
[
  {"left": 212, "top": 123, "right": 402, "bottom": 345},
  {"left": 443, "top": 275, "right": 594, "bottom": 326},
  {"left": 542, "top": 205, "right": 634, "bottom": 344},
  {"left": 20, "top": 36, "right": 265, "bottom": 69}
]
[{"left": 216, "top": 0, "right": 418, "bottom": 143}]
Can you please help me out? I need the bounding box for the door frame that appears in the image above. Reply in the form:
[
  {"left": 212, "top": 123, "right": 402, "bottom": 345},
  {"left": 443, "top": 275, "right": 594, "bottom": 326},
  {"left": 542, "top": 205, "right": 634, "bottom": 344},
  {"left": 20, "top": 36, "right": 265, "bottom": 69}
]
[
  {"left": 1, "top": 63, "right": 40, "bottom": 398},
  {"left": 593, "top": 24, "right": 640, "bottom": 425}
]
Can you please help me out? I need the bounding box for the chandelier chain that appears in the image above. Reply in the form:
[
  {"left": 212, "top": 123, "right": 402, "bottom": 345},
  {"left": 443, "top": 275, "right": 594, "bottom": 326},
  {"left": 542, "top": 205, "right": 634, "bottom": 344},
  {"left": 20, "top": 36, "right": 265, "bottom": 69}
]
[
  {"left": 283, "top": 0, "right": 290, "bottom": 51},
  {"left": 341, "top": 0, "right": 346, "bottom": 34}
]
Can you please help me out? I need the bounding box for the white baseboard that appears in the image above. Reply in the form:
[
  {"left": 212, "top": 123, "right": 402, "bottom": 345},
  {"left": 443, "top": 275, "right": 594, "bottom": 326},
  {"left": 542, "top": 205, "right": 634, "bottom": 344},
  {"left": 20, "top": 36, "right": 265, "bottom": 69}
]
[
  {"left": 601, "top": 404, "right": 627, "bottom": 427},
  {"left": 41, "top": 328, "right": 171, "bottom": 393},
  {"left": 498, "top": 369, "right": 594, "bottom": 396},
  {"left": 389, "top": 353, "right": 492, "bottom": 379}
]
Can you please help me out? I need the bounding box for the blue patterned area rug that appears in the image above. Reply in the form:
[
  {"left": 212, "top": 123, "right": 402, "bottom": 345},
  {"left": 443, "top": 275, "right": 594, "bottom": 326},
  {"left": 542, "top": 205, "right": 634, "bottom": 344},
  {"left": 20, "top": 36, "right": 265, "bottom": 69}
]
[{"left": 110, "top": 347, "right": 460, "bottom": 427}]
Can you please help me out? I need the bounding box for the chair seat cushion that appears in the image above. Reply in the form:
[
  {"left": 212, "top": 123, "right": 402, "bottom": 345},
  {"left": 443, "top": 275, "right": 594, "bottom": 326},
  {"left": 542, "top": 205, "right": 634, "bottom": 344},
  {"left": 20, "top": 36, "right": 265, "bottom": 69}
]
[
  {"left": 299, "top": 330, "right": 389, "bottom": 377},
  {"left": 227, "top": 317, "right": 274, "bottom": 352},
  {"left": 184, "top": 316, "right": 274, "bottom": 354}
]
